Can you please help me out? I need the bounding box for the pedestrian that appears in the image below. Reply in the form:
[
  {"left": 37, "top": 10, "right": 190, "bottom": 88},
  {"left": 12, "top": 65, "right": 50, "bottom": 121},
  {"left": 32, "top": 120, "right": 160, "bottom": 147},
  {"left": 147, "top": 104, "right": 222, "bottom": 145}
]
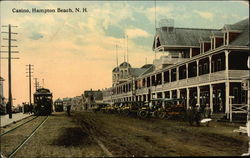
[
  {"left": 194, "top": 104, "right": 202, "bottom": 126},
  {"left": 204, "top": 104, "right": 211, "bottom": 118},
  {"left": 30, "top": 104, "right": 33, "bottom": 114},
  {"left": 6, "top": 102, "right": 10, "bottom": 114},
  {"left": 67, "top": 104, "right": 71, "bottom": 116}
]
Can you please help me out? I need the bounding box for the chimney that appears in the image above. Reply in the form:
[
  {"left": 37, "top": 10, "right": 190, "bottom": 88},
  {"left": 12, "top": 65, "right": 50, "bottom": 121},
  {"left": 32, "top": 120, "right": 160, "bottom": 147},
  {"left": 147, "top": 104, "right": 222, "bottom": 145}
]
[{"left": 159, "top": 18, "right": 175, "bottom": 33}]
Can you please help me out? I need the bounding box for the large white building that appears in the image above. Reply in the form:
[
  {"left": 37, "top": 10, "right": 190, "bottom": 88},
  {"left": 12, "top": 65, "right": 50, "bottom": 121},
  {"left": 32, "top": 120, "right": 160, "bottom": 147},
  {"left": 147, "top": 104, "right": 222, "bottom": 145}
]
[{"left": 103, "top": 18, "right": 250, "bottom": 120}]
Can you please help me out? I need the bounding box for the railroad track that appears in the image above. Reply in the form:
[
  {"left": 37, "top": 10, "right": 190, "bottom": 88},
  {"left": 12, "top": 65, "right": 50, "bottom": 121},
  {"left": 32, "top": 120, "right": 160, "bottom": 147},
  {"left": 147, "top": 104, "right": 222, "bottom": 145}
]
[
  {"left": 0, "top": 116, "right": 38, "bottom": 137},
  {"left": 0, "top": 116, "right": 49, "bottom": 158}
]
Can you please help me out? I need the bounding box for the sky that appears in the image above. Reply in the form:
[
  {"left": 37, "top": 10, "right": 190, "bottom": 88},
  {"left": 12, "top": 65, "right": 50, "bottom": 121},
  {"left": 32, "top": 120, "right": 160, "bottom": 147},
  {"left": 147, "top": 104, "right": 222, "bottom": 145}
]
[{"left": 0, "top": 0, "right": 249, "bottom": 105}]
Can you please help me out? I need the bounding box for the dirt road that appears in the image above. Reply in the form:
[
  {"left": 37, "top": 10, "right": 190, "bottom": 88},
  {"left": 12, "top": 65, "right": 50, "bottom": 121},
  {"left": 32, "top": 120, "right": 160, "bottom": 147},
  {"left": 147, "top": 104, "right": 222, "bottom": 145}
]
[
  {"left": 74, "top": 111, "right": 248, "bottom": 157},
  {"left": 1, "top": 112, "right": 248, "bottom": 157}
]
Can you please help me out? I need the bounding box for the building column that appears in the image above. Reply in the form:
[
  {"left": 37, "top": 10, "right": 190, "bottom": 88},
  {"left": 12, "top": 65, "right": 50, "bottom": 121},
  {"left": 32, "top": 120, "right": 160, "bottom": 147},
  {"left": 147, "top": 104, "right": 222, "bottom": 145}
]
[
  {"left": 190, "top": 47, "right": 193, "bottom": 58},
  {"left": 176, "top": 67, "right": 179, "bottom": 81},
  {"left": 169, "top": 70, "right": 171, "bottom": 82},
  {"left": 209, "top": 84, "right": 213, "bottom": 113},
  {"left": 186, "top": 63, "right": 189, "bottom": 84},
  {"left": 196, "top": 60, "right": 199, "bottom": 76},
  {"left": 197, "top": 86, "right": 200, "bottom": 106},
  {"left": 162, "top": 72, "right": 164, "bottom": 85},
  {"left": 162, "top": 91, "right": 165, "bottom": 108},
  {"left": 187, "top": 88, "right": 190, "bottom": 109},
  {"left": 225, "top": 50, "right": 230, "bottom": 79},
  {"left": 170, "top": 90, "right": 172, "bottom": 99},
  {"left": 209, "top": 56, "right": 212, "bottom": 80},
  {"left": 226, "top": 81, "right": 230, "bottom": 116},
  {"left": 177, "top": 89, "right": 180, "bottom": 104}
]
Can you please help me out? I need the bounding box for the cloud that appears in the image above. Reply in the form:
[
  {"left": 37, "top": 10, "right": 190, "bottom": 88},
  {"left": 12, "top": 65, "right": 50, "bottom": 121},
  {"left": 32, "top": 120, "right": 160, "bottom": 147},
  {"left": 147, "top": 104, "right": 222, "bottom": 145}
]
[
  {"left": 29, "top": 32, "right": 43, "bottom": 40},
  {"left": 145, "top": 6, "right": 174, "bottom": 25},
  {"left": 125, "top": 28, "right": 150, "bottom": 38},
  {"left": 193, "top": 10, "right": 214, "bottom": 21}
]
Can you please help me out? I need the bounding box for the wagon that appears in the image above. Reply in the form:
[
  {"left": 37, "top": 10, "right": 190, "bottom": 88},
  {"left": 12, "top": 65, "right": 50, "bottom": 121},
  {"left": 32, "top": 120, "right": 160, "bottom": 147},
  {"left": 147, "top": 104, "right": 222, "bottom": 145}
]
[
  {"left": 155, "top": 98, "right": 186, "bottom": 119},
  {"left": 119, "top": 101, "right": 145, "bottom": 116},
  {"left": 92, "top": 103, "right": 109, "bottom": 112}
]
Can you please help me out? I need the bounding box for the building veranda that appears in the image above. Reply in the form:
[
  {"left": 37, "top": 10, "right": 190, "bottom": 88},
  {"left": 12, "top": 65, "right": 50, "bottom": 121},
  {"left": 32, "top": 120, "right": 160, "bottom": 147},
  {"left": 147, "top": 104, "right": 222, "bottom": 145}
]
[{"left": 103, "top": 18, "right": 250, "bottom": 121}]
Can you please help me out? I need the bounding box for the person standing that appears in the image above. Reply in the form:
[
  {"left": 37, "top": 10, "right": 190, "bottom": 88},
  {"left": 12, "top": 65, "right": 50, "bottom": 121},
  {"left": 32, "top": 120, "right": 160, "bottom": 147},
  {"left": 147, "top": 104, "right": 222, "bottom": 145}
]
[{"left": 67, "top": 104, "right": 71, "bottom": 116}]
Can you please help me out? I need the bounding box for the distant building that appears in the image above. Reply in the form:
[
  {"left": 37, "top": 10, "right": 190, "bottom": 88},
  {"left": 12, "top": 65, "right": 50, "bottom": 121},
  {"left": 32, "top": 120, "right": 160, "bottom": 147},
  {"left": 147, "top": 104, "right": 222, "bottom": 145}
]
[
  {"left": 0, "top": 77, "right": 5, "bottom": 106},
  {"left": 103, "top": 18, "right": 249, "bottom": 120},
  {"left": 83, "top": 89, "right": 103, "bottom": 109},
  {"left": 71, "top": 96, "right": 85, "bottom": 111}
]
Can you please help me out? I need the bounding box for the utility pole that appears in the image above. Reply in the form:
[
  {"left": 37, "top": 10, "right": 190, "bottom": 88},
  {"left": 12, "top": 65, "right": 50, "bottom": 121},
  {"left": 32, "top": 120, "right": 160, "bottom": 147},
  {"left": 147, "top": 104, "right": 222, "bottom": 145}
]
[
  {"left": 34, "top": 78, "right": 39, "bottom": 91},
  {"left": 42, "top": 78, "right": 44, "bottom": 88},
  {"left": 26, "top": 64, "right": 34, "bottom": 107},
  {"left": 1, "top": 24, "right": 19, "bottom": 119}
]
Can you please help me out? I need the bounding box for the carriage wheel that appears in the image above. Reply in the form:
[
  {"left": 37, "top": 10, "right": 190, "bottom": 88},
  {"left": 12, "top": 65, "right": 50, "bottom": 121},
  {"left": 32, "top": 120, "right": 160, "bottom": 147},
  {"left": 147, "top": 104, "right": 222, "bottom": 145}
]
[
  {"left": 158, "top": 111, "right": 166, "bottom": 119},
  {"left": 122, "top": 109, "right": 130, "bottom": 116},
  {"left": 139, "top": 110, "right": 148, "bottom": 118}
]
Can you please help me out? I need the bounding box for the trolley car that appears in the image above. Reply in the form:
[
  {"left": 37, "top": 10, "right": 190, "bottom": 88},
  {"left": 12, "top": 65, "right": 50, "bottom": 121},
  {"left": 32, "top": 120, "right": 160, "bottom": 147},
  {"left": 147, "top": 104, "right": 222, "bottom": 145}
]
[
  {"left": 33, "top": 88, "right": 53, "bottom": 115},
  {"left": 54, "top": 98, "right": 64, "bottom": 112}
]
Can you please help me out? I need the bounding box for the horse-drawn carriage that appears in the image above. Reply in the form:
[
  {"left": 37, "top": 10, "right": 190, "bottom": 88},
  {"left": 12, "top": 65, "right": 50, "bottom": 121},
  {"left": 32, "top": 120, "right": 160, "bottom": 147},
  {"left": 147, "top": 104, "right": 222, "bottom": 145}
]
[{"left": 137, "top": 98, "right": 186, "bottom": 119}]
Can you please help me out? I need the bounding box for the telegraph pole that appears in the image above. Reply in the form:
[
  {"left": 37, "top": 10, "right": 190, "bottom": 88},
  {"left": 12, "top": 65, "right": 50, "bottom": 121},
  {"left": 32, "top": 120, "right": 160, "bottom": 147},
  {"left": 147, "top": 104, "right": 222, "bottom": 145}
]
[
  {"left": 34, "top": 78, "right": 40, "bottom": 91},
  {"left": 26, "top": 64, "right": 34, "bottom": 107},
  {"left": 1, "top": 24, "right": 19, "bottom": 119}
]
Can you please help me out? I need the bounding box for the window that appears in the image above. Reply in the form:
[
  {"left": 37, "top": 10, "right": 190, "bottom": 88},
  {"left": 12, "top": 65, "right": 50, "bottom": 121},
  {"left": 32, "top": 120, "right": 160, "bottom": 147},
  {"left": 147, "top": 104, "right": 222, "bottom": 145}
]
[
  {"left": 242, "top": 90, "right": 247, "bottom": 104},
  {"left": 211, "top": 38, "right": 214, "bottom": 50},
  {"left": 199, "top": 64, "right": 202, "bottom": 75},
  {"left": 211, "top": 61, "right": 215, "bottom": 72},
  {"left": 233, "top": 87, "right": 239, "bottom": 104},
  {"left": 217, "top": 59, "right": 222, "bottom": 71},
  {"left": 204, "top": 63, "right": 208, "bottom": 74},
  {"left": 200, "top": 43, "right": 203, "bottom": 53}
]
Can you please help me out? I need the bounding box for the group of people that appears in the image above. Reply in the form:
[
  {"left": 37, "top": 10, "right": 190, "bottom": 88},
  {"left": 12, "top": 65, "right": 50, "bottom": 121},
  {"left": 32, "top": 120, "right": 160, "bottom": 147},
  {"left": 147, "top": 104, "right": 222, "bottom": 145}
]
[{"left": 187, "top": 103, "right": 212, "bottom": 126}]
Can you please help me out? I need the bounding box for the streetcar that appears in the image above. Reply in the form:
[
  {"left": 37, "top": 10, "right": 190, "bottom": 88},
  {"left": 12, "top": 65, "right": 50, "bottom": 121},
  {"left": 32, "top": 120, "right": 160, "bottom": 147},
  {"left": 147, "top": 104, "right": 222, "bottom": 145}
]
[
  {"left": 54, "top": 98, "right": 64, "bottom": 112},
  {"left": 33, "top": 88, "right": 53, "bottom": 115}
]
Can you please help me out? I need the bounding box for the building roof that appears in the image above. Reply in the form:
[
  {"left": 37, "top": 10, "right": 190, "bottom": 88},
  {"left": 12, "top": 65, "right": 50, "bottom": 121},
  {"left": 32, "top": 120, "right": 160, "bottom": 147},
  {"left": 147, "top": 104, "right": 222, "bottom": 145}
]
[
  {"left": 211, "top": 30, "right": 224, "bottom": 37},
  {"left": 140, "top": 65, "right": 155, "bottom": 76},
  {"left": 153, "top": 27, "right": 218, "bottom": 49},
  {"left": 141, "top": 64, "right": 154, "bottom": 69},
  {"left": 84, "top": 90, "right": 103, "bottom": 100},
  {"left": 54, "top": 98, "right": 63, "bottom": 102},
  {"left": 228, "top": 18, "right": 249, "bottom": 46},
  {"left": 112, "top": 67, "right": 119, "bottom": 72},
  {"left": 0, "top": 77, "right": 4, "bottom": 81},
  {"left": 119, "top": 62, "right": 131, "bottom": 68},
  {"left": 129, "top": 68, "right": 146, "bottom": 77},
  {"left": 223, "top": 18, "right": 249, "bottom": 31},
  {"left": 129, "top": 64, "right": 155, "bottom": 77}
]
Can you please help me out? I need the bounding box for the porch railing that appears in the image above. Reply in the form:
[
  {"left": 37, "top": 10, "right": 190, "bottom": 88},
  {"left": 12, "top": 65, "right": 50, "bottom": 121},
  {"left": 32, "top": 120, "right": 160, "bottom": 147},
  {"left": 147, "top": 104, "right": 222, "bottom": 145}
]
[{"left": 229, "top": 102, "right": 248, "bottom": 122}]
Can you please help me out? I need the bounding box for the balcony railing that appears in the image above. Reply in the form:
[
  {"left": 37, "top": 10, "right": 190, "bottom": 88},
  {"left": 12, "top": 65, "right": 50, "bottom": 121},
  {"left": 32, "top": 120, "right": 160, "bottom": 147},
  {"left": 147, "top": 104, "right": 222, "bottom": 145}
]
[
  {"left": 110, "top": 70, "right": 249, "bottom": 98},
  {"left": 228, "top": 70, "right": 249, "bottom": 79}
]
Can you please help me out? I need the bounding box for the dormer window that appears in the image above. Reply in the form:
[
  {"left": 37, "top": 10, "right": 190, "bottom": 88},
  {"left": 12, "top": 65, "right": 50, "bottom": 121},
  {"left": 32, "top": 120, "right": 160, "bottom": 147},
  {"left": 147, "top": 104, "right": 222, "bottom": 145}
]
[
  {"left": 156, "top": 36, "right": 161, "bottom": 48},
  {"left": 228, "top": 31, "right": 241, "bottom": 44}
]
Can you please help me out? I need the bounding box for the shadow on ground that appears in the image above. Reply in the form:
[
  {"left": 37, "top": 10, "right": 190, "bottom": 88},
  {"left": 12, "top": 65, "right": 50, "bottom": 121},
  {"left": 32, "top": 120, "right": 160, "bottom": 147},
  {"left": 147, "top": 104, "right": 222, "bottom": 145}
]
[{"left": 53, "top": 127, "right": 93, "bottom": 147}]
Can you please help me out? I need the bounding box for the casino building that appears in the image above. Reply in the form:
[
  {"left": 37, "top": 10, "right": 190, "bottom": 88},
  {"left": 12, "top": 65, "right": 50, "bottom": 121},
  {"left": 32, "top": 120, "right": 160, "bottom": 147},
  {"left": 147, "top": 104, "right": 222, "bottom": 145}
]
[{"left": 102, "top": 18, "right": 249, "bottom": 118}]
